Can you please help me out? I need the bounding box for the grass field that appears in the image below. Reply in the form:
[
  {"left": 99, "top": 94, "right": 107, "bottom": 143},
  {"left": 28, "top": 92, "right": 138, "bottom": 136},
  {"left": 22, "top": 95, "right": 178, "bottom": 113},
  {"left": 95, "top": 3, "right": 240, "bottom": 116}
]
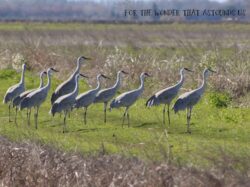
[
  {"left": 0, "top": 22, "right": 250, "bottom": 173},
  {"left": 0, "top": 69, "right": 250, "bottom": 170}
]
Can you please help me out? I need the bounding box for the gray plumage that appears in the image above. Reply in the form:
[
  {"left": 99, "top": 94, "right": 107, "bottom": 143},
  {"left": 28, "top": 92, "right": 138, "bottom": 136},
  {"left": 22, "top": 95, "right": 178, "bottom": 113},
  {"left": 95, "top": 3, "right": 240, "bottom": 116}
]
[
  {"left": 110, "top": 72, "right": 150, "bottom": 127},
  {"left": 13, "top": 71, "right": 46, "bottom": 108},
  {"left": 75, "top": 74, "right": 109, "bottom": 124},
  {"left": 51, "top": 56, "right": 91, "bottom": 105},
  {"left": 146, "top": 68, "right": 193, "bottom": 126},
  {"left": 12, "top": 70, "right": 47, "bottom": 124},
  {"left": 50, "top": 74, "right": 86, "bottom": 133},
  {"left": 94, "top": 70, "right": 128, "bottom": 123},
  {"left": 20, "top": 68, "right": 58, "bottom": 128},
  {"left": 3, "top": 64, "right": 26, "bottom": 122},
  {"left": 173, "top": 68, "right": 216, "bottom": 133}
]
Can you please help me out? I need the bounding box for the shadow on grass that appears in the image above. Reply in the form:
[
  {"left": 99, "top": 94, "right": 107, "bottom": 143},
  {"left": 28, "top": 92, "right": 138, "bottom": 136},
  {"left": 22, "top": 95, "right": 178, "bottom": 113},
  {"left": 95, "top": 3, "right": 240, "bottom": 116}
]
[
  {"left": 135, "top": 122, "right": 158, "bottom": 128},
  {"left": 72, "top": 128, "right": 99, "bottom": 133}
]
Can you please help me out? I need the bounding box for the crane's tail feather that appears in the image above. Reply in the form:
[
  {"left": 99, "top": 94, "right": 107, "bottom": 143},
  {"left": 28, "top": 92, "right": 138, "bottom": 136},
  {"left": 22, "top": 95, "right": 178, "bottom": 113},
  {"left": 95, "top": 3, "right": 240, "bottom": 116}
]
[
  {"left": 19, "top": 97, "right": 29, "bottom": 110},
  {"left": 93, "top": 95, "right": 100, "bottom": 103},
  {"left": 3, "top": 93, "right": 11, "bottom": 104},
  {"left": 109, "top": 99, "right": 118, "bottom": 111},
  {"left": 3, "top": 97, "right": 7, "bottom": 104},
  {"left": 50, "top": 103, "right": 58, "bottom": 117},
  {"left": 146, "top": 95, "right": 157, "bottom": 107},
  {"left": 51, "top": 92, "right": 58, "bottom": 105},
  {"left": 73, "top": 100, "right": 81, "bottom": 109},
  {"left": 13, "top": 96, "right": 21, "bottom": 108},
  {"left": 172, "top": 98, "right": 186, "bottom": 113}
]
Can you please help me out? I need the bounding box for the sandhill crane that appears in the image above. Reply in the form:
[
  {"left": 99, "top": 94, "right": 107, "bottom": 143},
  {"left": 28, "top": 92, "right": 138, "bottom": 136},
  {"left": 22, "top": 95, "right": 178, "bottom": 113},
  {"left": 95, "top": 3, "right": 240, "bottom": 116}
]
[
  {"left": 51, "top": 56, "right": 91, "bottom": 105},
  {"left": 173, "top": 68, "right": 216, "bottom": 133},
  {"left": 110, "top": 72, "right": 150, "bottom": 127},
  {"left": 20, "top": 68, "right": 58, "bottom": 128},
  {"left": 50, "top": 73, "right": 87, "bottom": 133},
  {"left": 146, "top": 68, "right": 193, "bottom": 126},
  {"left": 13, "top": 71, "right": 47, "bottom": 124},
  {"left": 74, "top": 74, "right": 109, "bottom": 124},
  {"left": 94, "top": 70, "right": 128, "bottom": 123},
  {"left": 3, "top": 64, "right": 26, "bottom": 122}
]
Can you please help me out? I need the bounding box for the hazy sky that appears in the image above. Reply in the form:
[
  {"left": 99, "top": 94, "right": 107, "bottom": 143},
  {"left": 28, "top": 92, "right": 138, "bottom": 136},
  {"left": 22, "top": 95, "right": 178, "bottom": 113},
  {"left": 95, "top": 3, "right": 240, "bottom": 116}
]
[{"left": 104, "top": 0, "right": 228, "bottom": 1}]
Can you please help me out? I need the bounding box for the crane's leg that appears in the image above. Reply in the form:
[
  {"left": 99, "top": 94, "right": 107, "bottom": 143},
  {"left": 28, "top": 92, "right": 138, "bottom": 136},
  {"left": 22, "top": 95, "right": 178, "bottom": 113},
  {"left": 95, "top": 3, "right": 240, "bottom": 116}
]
[
  {"left": 167, "top": 104, "right": 170, "bottom": 126},
  {"left": 124, "top": 107, "right": 129, "bottom": 127},
  {"left": 29, "top": 109, "right": 31, "bottom": 126},
  {"left": 188, "top": 107, "right": 193, "bottom": 133},
  {"left": 68, "top": 107, "right": 73, "bottom": 118},
  {"left": 104, "top": 102, "right": 107, "bottom": 123},
  {"left": 14, "top": 107, "right": 18, "bottom": 126},
  {"left": 163, "top": 104, "right": 166, "bottom": 125},
  {"left": 34, "top": 107, "right": 37, "bottom": 128},
  {"left": 26, "top": 109, "right": 28, "bottom": 120},
  {"left": 186, "top": 108, "right": 189, "bottom": 133},
  {"left": 8, "top": 103, "right": 11, "bottom": 122},
  {"left": 35, "top": 106, "right": 39, "bottom": 129},
  {"left": 122, "top": 108, "right": 127, "bottom": 128},
  {"left": 84, "top": 107, "right": 88, "bottom": 125},
  {"left": 186, "top": 107, "right": 192, "bottom": 134},
  {"left": 27, "top": 109, "right": 31, "bottom": 126},
  {"left": 63, "top": 110, "right": 68, "bottom": 133},
  {"left": 68, "top": 108, "right": 71, "bottom": 118},
  {"left": 127, "top": 111, "right": 130, "bottom": 127}
]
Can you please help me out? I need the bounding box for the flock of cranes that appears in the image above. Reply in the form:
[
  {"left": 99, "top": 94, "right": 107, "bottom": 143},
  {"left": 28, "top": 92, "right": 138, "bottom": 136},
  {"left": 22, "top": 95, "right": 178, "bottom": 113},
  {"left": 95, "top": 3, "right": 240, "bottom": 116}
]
[{"left": 3, "top": 56, "right": 215, "bottom": 133}]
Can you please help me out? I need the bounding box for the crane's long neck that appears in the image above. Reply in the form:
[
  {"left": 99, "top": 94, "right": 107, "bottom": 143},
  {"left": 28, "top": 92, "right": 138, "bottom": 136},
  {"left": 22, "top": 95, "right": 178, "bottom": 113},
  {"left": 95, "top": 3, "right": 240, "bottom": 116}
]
[
  {"left": 73, "top": 60, "right": 81, "bottom": 77},
  {"left": 176, "top": 69, "right": 184, "bottom": 89},
  {"left": 72, "top": 77, "right": 79, "bottom": 98},
  {"left": 20, "top": 67, "right": 25, "bottom": 85},
  {"left": 198, "top": 71, "right": 207, "bottom": 94},
  {"left": 95, "top": 76, "right": 101, "bottom": 92},
  {"left": 39, "top": 74, "right": 44, "bottom": 88},
  {"left": 112, "top": 72, "right": 121, "bottom": 90},
  {"left": 137, "top": 75, "right": 145, "bottom": 94},
  {"left": 45, "top": 72, "right": 51, "bottom": 92}
]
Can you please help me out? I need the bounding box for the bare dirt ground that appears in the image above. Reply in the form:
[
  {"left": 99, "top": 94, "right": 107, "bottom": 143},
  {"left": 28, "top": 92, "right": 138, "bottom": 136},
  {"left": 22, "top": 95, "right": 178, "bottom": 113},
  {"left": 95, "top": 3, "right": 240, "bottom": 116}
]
[{"left": 0, "top": 136, "right": 249, "bottom": 187}]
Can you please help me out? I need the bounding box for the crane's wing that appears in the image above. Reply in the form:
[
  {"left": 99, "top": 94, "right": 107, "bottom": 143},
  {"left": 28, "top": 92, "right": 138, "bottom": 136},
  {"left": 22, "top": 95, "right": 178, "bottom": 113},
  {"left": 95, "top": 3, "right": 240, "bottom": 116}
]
[
  {"left": 51, "top": 95, "right": 75, "bottom": 115},
  {"left": 146, "top": 86, "right": 179, "bottom": 107},
  {"left": 94, "top": 87, "right": 115, "bottom": 103},
  {"left": 110, "top": 90, "right": 139, "bottom": 108},
  {"left": 27, "top": 87, "right": 49, "bottom": 105},
  {"left": 173, "top": 90, "right": 201, "bottom": 113},
  {"left": 3, "top": 83, "right": 24, "bottom": 103},
  {"left": 51, "top": 76, "right": 75, "bottom": 104},
  {"left": 75, "top": 89, "right": 98, "bottom": 108},
  {"left": 13, "top": 89, "right": 35, "bottom": 107},
  {"left": 54, "top": 79, "right": 74, "bottom": 93}
]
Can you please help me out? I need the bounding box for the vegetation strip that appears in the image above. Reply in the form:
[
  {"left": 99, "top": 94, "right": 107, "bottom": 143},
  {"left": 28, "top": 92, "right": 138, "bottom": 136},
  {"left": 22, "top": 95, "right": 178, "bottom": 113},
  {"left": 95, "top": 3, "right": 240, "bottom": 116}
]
[{"left": 1, "top": 136, "right": 249, "bottom": 186}]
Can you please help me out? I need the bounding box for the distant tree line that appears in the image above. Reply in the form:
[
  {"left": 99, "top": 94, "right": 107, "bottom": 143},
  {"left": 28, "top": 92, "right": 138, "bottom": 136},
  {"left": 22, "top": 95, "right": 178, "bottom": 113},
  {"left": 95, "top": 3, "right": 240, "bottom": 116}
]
[{"left": 0, "top": 0, "right": 248, "bottom": 22}]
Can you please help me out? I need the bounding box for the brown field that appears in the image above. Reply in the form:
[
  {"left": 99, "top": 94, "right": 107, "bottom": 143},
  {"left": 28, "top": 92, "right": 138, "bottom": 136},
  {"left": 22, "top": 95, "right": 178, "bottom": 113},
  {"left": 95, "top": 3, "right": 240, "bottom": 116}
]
[
  {"left": 1, "top": 136, "right": 249, "bottom": 187},
  {"left": 0, "top": 22, "right": 249, "bottom": 100}
]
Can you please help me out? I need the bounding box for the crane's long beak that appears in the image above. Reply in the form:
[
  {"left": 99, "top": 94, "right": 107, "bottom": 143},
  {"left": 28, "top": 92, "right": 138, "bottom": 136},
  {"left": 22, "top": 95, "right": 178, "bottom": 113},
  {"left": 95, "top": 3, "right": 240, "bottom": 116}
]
[
  {"left": 209, "top": 69, "right": 217, "bottom": 73},
  {"left": 121, "top": 70, "right": 129, "bottom": 74},
  {"left": 184, "top": 68, "right": 194, "bottom": 72},
  {"left": 51, "top": 68, "right": 59, "bottom": 72},
  {"left": 80, "top": 73, "right": 88, "bottom": 78},
  {"left": 101, "top": 74, "right": 110, "bottom": 79},
  {"left": 145, "top": 72, "right": 151, "bottom": 77},
  {"left": 83, "top": 56, "right": 91, "bottom": 60}
]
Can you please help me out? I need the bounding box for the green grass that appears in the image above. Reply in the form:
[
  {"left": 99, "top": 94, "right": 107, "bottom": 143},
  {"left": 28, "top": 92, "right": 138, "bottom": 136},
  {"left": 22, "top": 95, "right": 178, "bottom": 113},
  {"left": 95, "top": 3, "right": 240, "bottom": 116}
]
[
  {"left": 0, "top": 69, "right": 250, "bottom": 169},
  {"left": 1, "top": 22, "right": 250, "bottom": 31},
  {"left": 0, "top": 21, "right": 249, "bottom": 173}
]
